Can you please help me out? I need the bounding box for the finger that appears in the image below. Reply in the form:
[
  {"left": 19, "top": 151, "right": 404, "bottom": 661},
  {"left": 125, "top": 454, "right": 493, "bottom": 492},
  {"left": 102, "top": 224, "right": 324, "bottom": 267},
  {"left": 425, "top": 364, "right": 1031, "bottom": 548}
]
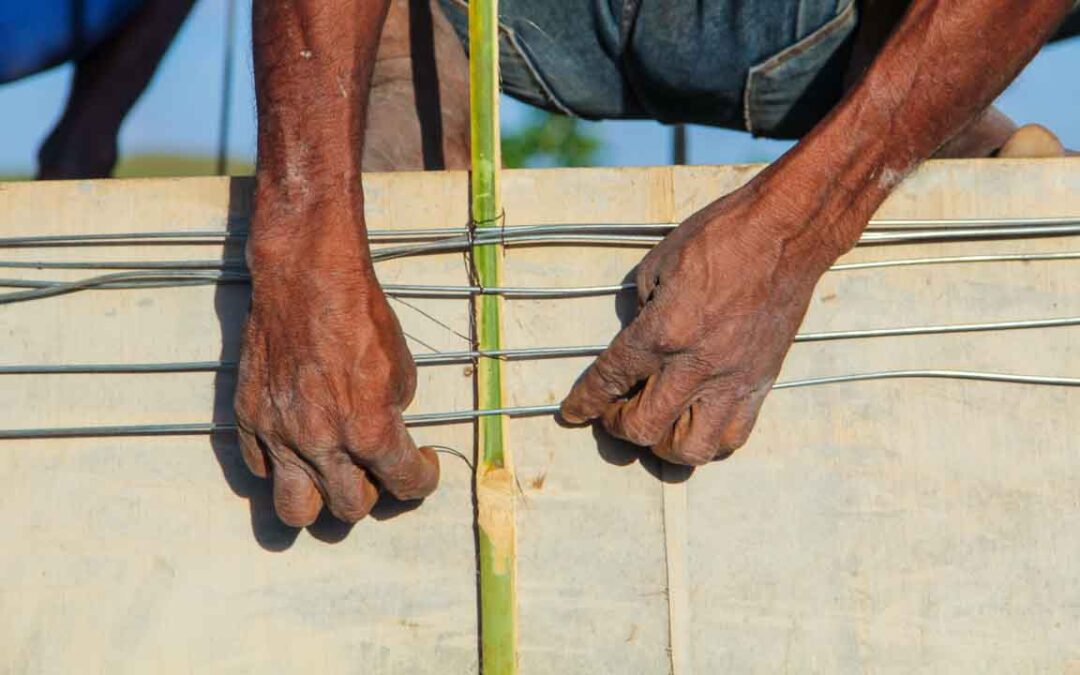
[
  {"left": 267, "top": 444, "right": 324, "bottom": 527},
  {"left": 237, "top": 426, "right": 268, "bottom": 478},
  {"left": 601, "top": 365, "right": 704, "bottom": 448},
  {"left": 654, "top": 387, "right": 766, "bottom": 466},
  {"left": 310, "top": 453, "right": 380, "bottom": 523},
  {"left": 712, "top": 396, "right": 765, "bottom": 454},
  {"left": 560, "top": 319, "right": 661, "bottom": 424},
  {"left": 347, "top": 417, "right": 440, "bottom": 501},
  {"left": 634, "top": 254, "right": 662, "bottom": 306}
]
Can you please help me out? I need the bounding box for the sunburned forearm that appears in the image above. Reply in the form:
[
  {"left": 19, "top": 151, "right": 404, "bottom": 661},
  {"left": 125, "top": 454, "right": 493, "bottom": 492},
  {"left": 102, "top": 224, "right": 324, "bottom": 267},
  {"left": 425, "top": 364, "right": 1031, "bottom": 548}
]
[
  {"left": 252, "top": 0, "right": 390, "bottom": 243},
  {"left": 765, "top": 0, "right": 1073, "bottom": 258}
]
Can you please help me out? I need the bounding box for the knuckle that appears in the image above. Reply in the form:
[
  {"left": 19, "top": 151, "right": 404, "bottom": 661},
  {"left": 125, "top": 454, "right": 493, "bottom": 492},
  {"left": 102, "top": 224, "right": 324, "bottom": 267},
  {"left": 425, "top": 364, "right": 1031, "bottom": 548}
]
[
  {"left": 590, "top": 360, "right": 630, "bottom": 396},
  {"left": 344, "top": 410, "right": 399, "bottom": 455},
  {"left": 665, "top": 442, "right": 715, "bottom": 467},
  {"left": 269, "top": 402, "right": 339, "bottom": 452},
  {"left": 291, "top": 410, "right": 339, "bottom": 449},
  {"left": 634, "top": 263, "right": 660, "bottom": 302},
  {"left": 273, "top": 487, "right": 320, "bottom": 526},
  {"left": 651, "top": 308, "right": 698, "bottom": 354},
  {"left": 374, "top": 439, "right": 410, "bottom": 472},
  {"left": 232, "top": 381, "right": 263, "bottom": 427},
  {"left": 723, "top": 421, "right": 754, "bottom": 451},
  {"left": 395, "top": 358, "right": 418, "bottom": 406},
  {"left": 612, "top": 411, "right": 665, "bottom": 447},
  {"left": 330, "top": 501, "right": 370, "bottom": 524},
  {"left": 325, "top": 482, "right": 377, "bottom": 523},
  {"left": 390, "top": 472, "right": 436, "bottom": 501}
]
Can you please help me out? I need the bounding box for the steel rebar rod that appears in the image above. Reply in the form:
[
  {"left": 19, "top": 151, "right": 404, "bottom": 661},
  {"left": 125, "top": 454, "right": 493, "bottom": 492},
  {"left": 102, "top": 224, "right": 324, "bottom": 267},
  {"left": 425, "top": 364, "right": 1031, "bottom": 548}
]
[
  {"left": 3, "top": 216, "right": 1078, "bottom": 250},
  {"left": 4, "top": 313, "right": 1077, "bottom": 375},
  {"left": 2, "top": 252, "right": 1077, "bottom": 290},
  {"left": 1, "top": 369, "right": 1075, "bottom": 440}
]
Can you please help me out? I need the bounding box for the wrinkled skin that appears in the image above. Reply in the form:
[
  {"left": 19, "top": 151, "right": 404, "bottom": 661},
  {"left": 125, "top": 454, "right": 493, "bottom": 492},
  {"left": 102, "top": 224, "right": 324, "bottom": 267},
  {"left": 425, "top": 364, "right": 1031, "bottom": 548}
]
[
  {"left": 3, "top": 0, "right": 1071, "bottom": 525},
  {"left": 560, "top": 120, "right": 1077, "bottom": 466},
  {"left": 235, "top": 219, "right": 439, "bottom": 527},
  {"left": 561, "top": 182, "right": 832, "bottom": 465},
  {"left": 237, "top": 0, "right": 1073, "bottom": 525},
  {"left": 236, "top": 0, "right": 470, "bottom": 526},
  {"left": 561, "top": 0, "right": 1075, "bottom": 465}
]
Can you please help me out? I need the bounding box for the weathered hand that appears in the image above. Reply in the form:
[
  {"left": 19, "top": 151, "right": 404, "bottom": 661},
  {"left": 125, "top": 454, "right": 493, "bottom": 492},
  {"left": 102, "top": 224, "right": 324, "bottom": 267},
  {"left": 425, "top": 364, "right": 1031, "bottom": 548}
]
[
  {"left": 234, "top": 221, "right": 439, "bottom": 527},
  {"left": 561, "top": 181, "right": 840, "bottom": 465}
]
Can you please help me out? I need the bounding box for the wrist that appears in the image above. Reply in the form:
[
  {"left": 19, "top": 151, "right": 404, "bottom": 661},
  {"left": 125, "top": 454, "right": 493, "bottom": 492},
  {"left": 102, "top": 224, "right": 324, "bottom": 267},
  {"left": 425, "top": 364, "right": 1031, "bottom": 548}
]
[
  {"left": 246, "top": 198, "right": 375, "bottom": 285},
  {"left": 741, "top": 163, "right": 867, "bottom": 269},
  {"left": 754, "top": 114, "right": 915, "bottom": 260}
]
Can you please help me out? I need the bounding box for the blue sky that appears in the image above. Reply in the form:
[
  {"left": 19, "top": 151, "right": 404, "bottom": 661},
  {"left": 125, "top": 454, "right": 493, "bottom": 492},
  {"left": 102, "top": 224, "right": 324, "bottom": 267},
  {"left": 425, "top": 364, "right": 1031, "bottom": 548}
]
[{"left": 1, "top": 0, "right": 1077, "bottom": 174}]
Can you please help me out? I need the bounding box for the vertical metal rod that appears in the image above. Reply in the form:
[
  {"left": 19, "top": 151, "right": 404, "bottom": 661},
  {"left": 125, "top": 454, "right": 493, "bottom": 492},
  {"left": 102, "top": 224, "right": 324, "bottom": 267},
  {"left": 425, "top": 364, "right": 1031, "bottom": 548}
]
[
  {"left": 215, "top": 0, "right": 237, "bottom": 176},
  {"left": 672, "top": 125, "right": 688, "bottom": 165},
  {"left": 469, "top": 0, "right": 518, "bottom": 672}
]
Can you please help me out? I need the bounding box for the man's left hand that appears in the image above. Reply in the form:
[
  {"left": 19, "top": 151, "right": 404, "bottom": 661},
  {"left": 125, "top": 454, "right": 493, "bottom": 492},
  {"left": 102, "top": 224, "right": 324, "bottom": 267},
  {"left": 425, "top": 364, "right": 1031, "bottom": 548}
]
[{"left": 560, "top": 179, "right": 843, "bottom": 465}]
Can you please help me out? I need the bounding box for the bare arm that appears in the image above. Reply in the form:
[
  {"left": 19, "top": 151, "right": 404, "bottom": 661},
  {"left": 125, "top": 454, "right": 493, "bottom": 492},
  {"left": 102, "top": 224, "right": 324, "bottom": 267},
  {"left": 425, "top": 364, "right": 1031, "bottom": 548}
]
[
  {"left": 236, "top": 0, "right": 438, "bottom": 527},
  {"left": 251, "top": 0, "right": 387, "bottom": 232},
  {"left": 561, "top": 0, "right": 1073, "bottom": 464},
  {"left": 775, "top": 0, "right": 1072, "bottom": 254}
]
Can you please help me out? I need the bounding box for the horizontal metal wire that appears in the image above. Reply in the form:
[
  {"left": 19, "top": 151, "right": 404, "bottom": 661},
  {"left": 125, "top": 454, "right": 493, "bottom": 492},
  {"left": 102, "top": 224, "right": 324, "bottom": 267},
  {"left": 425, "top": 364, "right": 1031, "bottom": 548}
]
[
  {"left": 794, "top": 315, "right": 1080, "bottom": 342},
  {"left": 0, "top": 362, "right": 230, "bottom": 375},
  {"left": 6, "top": 250, "right": 1077, "bottom": 276},
  {"left": 855, "top": 216, "right": 1080, "bottom": 230},
  {"left": 0, "top": 259, "right": 240, "bottom": 270},
  {"left": 2, "top": 217, "right": 1077, "bottom": 251},
  {"left": 369, "top": 223, "right": 1080, "bottom": 261},
  {"left": 0, "top": 230, "right": 245, "bottom": 248},
  {"left": 2, "top": 249, "right": 1079, "bottom": 304},
  {"left": 380, "top": 282, "right": 635, "bottom": 298},
  {"left": 419, "top": 314, "right": 1080, "bottom": 364},
  {"left": 4, "top": 313, "right": 1077, "bottom": 374},
  {"left": 769, "top": 369, "right": 1080, "bottom": 389},
  {"left": 0, "top": 270, "right": 638, "bottom": 303},
  {"left": 0, "top": 369, "right": 1075, "bottom": 439},
  {"left": 0, "top": 271, "right": 248, "bottom": 304},
  {"left": 829, "top": 251, "right": 1080, "bottom": 271}
]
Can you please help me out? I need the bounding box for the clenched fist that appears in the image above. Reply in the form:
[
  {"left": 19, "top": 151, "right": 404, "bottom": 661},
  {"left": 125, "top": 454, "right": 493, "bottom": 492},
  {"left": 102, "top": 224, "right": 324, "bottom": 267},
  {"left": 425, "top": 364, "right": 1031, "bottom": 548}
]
[
  {"left": 234, "top": 212, "right": 439, "bottom": 527},
  {"left": 561, "top": 178, "right": 845, "bottom": 465}
]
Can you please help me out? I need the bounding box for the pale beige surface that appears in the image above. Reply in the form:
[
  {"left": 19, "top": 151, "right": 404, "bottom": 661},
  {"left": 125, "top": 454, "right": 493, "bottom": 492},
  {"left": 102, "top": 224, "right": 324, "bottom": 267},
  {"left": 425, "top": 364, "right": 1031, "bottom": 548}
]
[{"left": 0, "top": 161, "right": 1078, "bottom": 673}]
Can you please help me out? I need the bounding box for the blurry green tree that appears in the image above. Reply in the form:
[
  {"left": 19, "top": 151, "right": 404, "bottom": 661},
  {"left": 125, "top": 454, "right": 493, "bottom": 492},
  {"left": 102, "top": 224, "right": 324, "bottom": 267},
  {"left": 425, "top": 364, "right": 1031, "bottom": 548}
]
[{"left": 502, "top": 111, "right": 602, "bottom": 168}]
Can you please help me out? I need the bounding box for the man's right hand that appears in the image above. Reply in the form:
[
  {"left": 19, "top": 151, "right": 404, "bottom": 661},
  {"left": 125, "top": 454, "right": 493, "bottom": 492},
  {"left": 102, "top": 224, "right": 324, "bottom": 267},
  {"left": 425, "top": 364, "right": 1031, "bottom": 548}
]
[{"left": 234, "top": 213, "right": 439, "bottom": 527}]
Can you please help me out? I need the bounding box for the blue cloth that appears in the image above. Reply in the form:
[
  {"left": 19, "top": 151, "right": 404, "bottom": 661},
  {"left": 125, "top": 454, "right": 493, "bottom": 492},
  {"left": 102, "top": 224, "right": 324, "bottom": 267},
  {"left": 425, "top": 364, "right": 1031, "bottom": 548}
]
[
  {"left": 439, "top": 0, "right": 858, "bottom": 138},
  {"left": 0, "top": 0, "right": 147, "bottom": 83}
]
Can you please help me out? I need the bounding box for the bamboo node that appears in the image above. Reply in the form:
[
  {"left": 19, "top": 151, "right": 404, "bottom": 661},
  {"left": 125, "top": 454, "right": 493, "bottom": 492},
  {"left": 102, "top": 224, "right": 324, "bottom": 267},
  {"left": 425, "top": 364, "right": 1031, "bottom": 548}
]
[{"left": 477, "top": 466, "right": 516, "bottom": 574}]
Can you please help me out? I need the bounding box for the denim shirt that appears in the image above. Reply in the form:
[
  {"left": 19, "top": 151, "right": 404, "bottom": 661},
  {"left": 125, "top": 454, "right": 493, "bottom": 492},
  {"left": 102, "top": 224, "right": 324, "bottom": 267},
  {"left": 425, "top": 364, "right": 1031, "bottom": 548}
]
[{"left": 440, "top": 0, "right": 858, "bottom": 138}]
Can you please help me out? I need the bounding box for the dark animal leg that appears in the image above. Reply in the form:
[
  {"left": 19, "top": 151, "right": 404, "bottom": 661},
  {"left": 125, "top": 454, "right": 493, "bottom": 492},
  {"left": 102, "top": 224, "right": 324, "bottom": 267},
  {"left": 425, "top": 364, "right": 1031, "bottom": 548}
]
[{"left": 37, "top": 0, "right": 196, "bottom": 179}]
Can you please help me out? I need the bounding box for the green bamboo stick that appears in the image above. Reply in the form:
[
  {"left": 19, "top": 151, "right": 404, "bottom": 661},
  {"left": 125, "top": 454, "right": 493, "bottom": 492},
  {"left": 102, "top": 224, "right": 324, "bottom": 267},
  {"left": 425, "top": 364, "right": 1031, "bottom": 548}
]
[{"left": 468, "top": 1, "right": 517, "bottom": 673}]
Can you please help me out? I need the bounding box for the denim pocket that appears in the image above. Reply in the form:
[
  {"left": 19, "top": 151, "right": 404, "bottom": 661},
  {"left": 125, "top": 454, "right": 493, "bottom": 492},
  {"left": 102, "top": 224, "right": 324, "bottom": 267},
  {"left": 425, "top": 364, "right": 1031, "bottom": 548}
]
[
  {"left": 744, "top": 0, "right": 858, "bottom": 138},
  {"left": 499, "top": 20, "right": 578, "bottom": 116},
  {"left": 437, "top": 0, "right": 576, "bottom": 116}
]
